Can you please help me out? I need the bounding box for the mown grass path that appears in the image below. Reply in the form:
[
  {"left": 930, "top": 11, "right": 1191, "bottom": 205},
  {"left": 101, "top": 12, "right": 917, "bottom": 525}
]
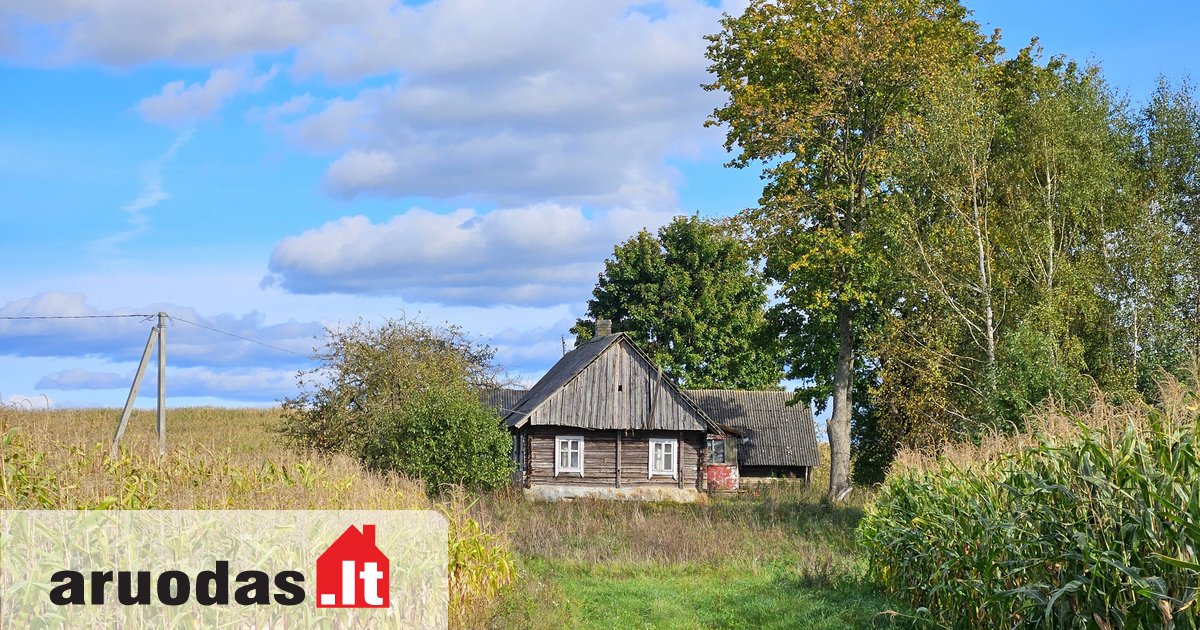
[
  {"left": 520, "top": 560, "right": 896, "bottom": 629},
  {"left": 478, "top": 461, "right": 907, "bottom": 629}
]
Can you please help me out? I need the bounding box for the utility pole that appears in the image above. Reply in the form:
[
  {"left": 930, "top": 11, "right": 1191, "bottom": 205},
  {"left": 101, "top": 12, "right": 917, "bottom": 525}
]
[
  {"left": 110, "top": 313, "right": 168, "bottom": 458},
  {"left": 157, "top": 311, "right": 166, "bottom": 455}
]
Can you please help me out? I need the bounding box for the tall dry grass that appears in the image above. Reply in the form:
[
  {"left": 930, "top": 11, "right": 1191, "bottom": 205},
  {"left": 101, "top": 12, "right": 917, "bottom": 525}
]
[
  {"left": 889, "top": 376, "right": 1200, "bottom": 477},
  {"left": 474, "top": 443, "right": 866, "bottom": 581},
  {"left": 0, "top": 406, "right": 515, "bottom": 628}
]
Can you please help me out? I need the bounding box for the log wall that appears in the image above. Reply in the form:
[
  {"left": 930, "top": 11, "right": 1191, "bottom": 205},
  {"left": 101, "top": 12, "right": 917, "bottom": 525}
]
[{"left": 523, "top": 426, "right": 705, "bottom": 490}]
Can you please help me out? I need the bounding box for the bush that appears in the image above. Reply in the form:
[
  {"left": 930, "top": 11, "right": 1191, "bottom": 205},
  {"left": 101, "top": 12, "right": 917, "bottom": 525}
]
[
  {"left": 859, "top": 396, "right": 1200, "bottom": 628},
  {"left": 360, "top": 383, "right": 514, "bottom": 492},
  {"left": 279, "top": 316, "right": 514, "bottom": 493}
]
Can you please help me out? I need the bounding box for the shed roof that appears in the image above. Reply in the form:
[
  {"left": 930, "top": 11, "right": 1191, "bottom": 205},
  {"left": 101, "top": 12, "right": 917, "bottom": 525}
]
[
  {"left": 477, "top": 388, "right": 529, "bottom": 416},
  {"left": 685, "top": 390, "right": 820, "bottom": 468}
]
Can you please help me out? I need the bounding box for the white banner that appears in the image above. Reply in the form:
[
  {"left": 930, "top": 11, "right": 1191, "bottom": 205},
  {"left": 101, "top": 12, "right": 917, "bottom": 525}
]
[{"left": 0, "top": 510, "right": 447, "bottom": 629}]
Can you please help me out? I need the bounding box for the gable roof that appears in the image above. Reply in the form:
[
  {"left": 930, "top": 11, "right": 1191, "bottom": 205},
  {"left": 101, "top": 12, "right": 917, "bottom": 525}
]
[
  {"left": 685, "top": 390, "right": 819, "bottom": 468},
  {"left": 503, "top": 334, "right": 621, "bottom": 427},
  {"left": 504, "top": 333, "right": 721, "bottom": 433}
]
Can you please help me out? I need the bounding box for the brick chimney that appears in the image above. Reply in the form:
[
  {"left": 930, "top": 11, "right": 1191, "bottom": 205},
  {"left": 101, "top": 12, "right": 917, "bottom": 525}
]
[{"left": 595, "top": 319, "right": 612, "bottom": 337}]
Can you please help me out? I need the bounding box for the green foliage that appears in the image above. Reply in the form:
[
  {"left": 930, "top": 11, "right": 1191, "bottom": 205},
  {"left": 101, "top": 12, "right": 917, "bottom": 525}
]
[
  {"left": 705, "top": 0, "right": 990, "bottom": 497},
  {"left": 865, "top": 38, "right": 1200, "bottom": 477},
  {"left": 1140, "top": 78, "right": 1200, "bottom": 372},
  {"left": 850, "top": 388, "right": 894, "bottom": 487},
  {"left": 705, "top": 0, "right": 987, "bottom": 395},
  {"left": 860, "top": 403, "right": 1200, "bottom": 628},
  {"left": 990, "top": 321, "right": 1092, "bottom": 428},
  {"left": 279, "top": 316, "right": 513, "bottom": 493},
  {"left": 360, "top": 385, "right": 514, "bottom": 493},
  {"left": 0, "top": 427, "right": 59, "bottom": 507},
  {"left": 574, "top": 215, "right": 782, "bottom": 389},
  {"left": 707, "top": 4, "right": 1200, "bottom": 486}
]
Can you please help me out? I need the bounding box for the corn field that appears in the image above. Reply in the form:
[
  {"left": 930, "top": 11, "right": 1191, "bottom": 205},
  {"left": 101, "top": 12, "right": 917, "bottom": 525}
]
[
  {"left": 0, "top": 407, "right": 515, "bottom": 628},
  {"left": 860, "top": 386, "right": 1200, "bottom": 629}
]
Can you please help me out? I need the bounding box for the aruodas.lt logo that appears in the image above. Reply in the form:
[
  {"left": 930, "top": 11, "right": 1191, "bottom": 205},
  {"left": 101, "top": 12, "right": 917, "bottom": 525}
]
[
  {"left": 45, "top": 522, "right": 391, "bottom": 610},
  {"left": 316, "top": 524, "right": 391, "bottom": 608}
]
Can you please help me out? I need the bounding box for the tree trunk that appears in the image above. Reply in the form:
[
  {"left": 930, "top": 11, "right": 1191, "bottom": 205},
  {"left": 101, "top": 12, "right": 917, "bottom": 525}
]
[
  {"left": 828, "top": 300, "right": 854, "bottom": 502},
  {"left": 970, "top": 162, "right": 996, "bottom": 371}
]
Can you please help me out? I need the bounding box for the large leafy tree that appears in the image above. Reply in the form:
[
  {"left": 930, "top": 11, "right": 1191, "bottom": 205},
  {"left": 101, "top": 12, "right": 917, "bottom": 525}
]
[
  {"left": 704, "top": 0, "right": 988, "bottom": 499},
  {"left": 573, "top": 215, "right": 782, "bottom": 389}
]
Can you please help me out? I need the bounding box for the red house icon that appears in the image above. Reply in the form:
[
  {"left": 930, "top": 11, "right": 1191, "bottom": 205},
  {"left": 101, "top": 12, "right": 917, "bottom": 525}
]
[{"left": 316, "top": 524, "right": 391, "bottom": 608}]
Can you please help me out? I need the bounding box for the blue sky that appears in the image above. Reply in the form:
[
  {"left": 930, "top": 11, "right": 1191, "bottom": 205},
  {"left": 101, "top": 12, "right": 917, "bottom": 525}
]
[{"left": 1, "top": 1, "right": 1197, "bottom": 408}]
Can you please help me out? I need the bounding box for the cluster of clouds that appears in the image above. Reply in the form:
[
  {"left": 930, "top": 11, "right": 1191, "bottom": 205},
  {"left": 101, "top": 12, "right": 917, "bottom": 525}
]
[
  {"left": 4, "top": 0, "right": 737, "bottom": 207},
  {"left": 0, "top": 1, "right": 749, "bottom": 402},
  {"left": 35, "top": 367, "right": 296, "bottom": 403},
  {"left": 0, "top": 292, "right": 575, "bottom": 403},
  {"left": 0, "top": 292, "right": 320, "bottom": 368},
  {"left": 0, "top": 293, "right": 319, "bottom": 402}
]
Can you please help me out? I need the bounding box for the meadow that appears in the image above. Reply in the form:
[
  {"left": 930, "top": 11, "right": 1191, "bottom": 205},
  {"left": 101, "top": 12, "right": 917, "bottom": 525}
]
[{"left": 0, "top": 406, "right": 902, "bottom": 629}]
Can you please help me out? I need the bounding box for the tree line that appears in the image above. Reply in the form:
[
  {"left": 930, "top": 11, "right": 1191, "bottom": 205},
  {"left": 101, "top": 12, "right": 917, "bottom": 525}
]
[{"left": 580, "top": 0, "right": 1200, "bottom": 498}]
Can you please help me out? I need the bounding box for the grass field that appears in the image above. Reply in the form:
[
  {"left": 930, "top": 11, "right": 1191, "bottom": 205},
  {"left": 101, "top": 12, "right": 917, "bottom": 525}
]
[{"left": 0, "top": 406, "right": 903, "bottom": 628}]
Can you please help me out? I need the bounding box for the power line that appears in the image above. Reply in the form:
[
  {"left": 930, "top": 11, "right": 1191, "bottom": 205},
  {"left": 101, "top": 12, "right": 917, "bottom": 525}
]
[
  {"left": 0, "top": 311, "right": 309, "bottom": 358},
  {"left": 169, "top": 315, "right": 310, "bottom": 358},
  {"left": 0, "top": 314, "right": 155, "bottom": 320}
]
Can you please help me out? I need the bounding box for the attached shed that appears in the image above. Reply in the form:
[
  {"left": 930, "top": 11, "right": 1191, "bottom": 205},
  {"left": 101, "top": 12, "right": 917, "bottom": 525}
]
[
  {"left": 477, "top": 388, "right": 529, "bottom": 417},
  {"left": 686, "top": 390, "right": 820, "bottom": 482},
  {"left": 505, "top": 333, "right": 724, "bottom": 502}
]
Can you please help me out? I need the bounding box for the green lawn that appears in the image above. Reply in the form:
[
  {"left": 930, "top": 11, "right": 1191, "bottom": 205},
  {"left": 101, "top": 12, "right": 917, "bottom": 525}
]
[
  {"left": 478, "top": 480, "right": 910, "bottom": 629},
  {"left": 519, "top": 560, "right": 898, "bottom": 629}
]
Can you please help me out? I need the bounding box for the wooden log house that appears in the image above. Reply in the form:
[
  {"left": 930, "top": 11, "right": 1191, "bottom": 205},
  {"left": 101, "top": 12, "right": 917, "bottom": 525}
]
[{"left": 503, "top": 323, "right": 726, "bottom": 502}]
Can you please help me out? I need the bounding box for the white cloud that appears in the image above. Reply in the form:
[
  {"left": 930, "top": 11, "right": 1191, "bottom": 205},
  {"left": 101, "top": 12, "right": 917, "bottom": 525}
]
[
  {"left": 246, "top": 93, "right": 316, "bottom": 130},
  {"left": 264, "top": 203, "right": 676, "bottom": 306},
  {"left": 323, "top": 150, "right": 398, "bottom": 192},
  {"left": 137, "top": 65, "right": 278, "bottom": 125},
  {"left": 91, "top": 129, "right": 193, "bottom": 249},
  {"left": 286, "top": 0, "right": 729, "bottom": 206},
  {"left": 34, "top": 369, "right": 127, "bottom": 390},
  {"left": 5, "top": 1, "right": 739, "bottom": 207},
  {"left": 0, "top": 1, "right": 320, "bottom": 66}
]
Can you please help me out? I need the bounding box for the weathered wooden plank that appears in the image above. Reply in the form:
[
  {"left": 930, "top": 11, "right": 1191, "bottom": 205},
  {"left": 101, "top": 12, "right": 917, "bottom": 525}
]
[{"left": 522, "top": 337, "right": 712, "bottom": 433}]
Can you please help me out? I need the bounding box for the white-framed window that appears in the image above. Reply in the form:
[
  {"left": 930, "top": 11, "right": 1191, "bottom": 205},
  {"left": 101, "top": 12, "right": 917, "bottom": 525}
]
[
  {"left": 555, "top": 436, "right": 584, "bottom": 476},
  {"left": 648, "top": 438, "right": 677, "bottom": 479}
]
